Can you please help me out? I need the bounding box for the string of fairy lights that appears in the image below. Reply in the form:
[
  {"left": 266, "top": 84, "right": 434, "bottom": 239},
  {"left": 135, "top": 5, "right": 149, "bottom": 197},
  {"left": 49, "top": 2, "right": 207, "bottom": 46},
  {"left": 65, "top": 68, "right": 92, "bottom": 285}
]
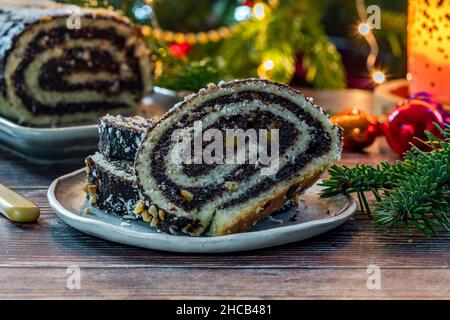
[
  {"left": 141, "top": 1, "right": 276, "bottom": 45},
  {"left": 137, "top": 0, "right": 386, "bottom": 85},
  {"left": 355, "top": 0, "right": 386, "bottom": 84}
]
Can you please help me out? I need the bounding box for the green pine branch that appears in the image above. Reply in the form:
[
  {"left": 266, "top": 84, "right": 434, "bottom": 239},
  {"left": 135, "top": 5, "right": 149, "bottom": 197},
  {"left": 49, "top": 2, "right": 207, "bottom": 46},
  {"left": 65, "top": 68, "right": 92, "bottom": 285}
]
[
  {"left": 320, "top": 124, "right": 450, "bottom": 236},
  {"left": 155, "top": 57, "right": 222, "bottom": 92},
  {"left": 217, "top": 0, "right": 345, "bottom": 88},
  {"left": 60, "top": 0, "right": 346, "bottom": 90}
]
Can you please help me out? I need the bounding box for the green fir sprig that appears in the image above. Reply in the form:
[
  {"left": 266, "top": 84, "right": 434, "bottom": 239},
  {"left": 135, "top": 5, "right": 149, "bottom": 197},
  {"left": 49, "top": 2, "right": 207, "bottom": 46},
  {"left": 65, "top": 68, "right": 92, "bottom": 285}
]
[
  {"left": 60, "top": 0, "right": 346, "bottom": 90},
  {"left": 320, "top": 124, "right": 450, "bottom": 237}
]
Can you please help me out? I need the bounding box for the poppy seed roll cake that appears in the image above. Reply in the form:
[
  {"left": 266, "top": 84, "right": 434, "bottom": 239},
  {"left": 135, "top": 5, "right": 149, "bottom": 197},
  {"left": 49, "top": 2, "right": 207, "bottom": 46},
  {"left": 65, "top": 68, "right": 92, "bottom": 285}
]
[
  {"left": 98, "top": 114, "right": 154, "bottom": 160},
  {"left": 0, "top": 2, "right": 153, "bottom": 125},
  {"left": 135, "top": 79, "right": 343, "bottom": 236},
  {"left": 85, "top": 152, "right": 140, "bottom": 216}
]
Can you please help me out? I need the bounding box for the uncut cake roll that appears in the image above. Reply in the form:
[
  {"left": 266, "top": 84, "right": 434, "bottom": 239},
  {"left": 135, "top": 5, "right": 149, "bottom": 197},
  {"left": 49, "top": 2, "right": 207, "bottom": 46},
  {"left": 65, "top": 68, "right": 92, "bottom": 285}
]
[
  {"left": 0, "top": 2, "right": 153, "bottom": 126},
  {"left": 135, "top": 79, "right": 343, "bottom": 236},
  {"left": 99, "top": 114, "right": 154, "bottom": 160}
]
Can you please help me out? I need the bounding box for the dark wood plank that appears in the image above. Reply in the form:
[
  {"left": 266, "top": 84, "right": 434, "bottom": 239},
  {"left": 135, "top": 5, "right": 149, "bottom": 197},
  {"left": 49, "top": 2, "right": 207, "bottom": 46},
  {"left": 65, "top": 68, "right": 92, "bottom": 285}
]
[
  {"left": 0, "top": 146, "right": 82, "bottom": 187},
  {"left": 0, "top": 266, "right": 448, "bottom": 299},
  {"left": 1, "top": 188, "right": 449, "bottom": 269}
]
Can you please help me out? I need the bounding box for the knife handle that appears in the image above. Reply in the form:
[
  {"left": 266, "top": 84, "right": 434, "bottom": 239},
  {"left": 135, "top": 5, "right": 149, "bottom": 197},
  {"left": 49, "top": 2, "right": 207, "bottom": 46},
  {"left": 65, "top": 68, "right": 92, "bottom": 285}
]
[{"left": 0, "top": 183, "right": 40, "bottom": 223}]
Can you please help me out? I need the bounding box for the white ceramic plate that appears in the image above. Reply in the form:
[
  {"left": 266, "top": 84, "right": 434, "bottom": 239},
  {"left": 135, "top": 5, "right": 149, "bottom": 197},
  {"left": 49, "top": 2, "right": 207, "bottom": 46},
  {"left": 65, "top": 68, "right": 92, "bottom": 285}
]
[
  {"left": 0, "top": 87, "right": 179, "bottom": 163},
  {"left": 48, "top": 169, "right": 357, "bottom": 253}
]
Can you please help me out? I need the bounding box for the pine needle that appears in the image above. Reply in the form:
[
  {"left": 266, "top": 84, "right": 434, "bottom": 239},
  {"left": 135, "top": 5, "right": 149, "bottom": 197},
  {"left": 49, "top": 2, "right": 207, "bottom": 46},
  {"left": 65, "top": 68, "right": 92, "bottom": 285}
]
[{"left": 320, "top": 123, "right": 450, "bottom": 236}]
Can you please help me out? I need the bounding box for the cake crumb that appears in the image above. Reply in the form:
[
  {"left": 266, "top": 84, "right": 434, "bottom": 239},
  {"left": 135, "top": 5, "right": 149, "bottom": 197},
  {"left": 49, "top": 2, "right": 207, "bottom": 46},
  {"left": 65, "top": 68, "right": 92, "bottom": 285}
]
[{"left": 83, "top": 207, "right": 92, "bottom": 214}]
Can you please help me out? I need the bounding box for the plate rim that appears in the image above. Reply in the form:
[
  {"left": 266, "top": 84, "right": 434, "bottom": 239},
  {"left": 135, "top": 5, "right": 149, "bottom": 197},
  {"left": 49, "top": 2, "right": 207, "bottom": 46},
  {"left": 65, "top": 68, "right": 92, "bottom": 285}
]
[
  {"left": 47, "top": 168, "right": 358, "bottom": 253},
  {"left": 0, "top": 86, "right": 178, "bottom": 135},
  {"left": 0, "top": 86, "right": 180, "bottom": 163}
]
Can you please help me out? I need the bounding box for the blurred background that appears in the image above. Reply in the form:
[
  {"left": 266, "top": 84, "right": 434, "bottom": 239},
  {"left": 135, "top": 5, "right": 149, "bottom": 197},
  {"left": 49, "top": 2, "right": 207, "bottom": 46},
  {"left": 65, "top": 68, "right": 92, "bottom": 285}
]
[{"left": 59, "top": 0, "right": 407, "bottom": 92}]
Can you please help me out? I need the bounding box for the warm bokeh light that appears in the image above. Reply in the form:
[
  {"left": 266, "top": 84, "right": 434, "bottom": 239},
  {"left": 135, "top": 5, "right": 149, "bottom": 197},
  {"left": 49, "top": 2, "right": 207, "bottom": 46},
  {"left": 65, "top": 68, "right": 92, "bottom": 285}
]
[
  {"left": 372, "top": 70, "right": 386, "bottom": 84},
  {"left": 257, "top": 59, "right": 275, "bottom": 79},
  {"left": 357, "top": 23, "right": 370, "bottom": 36},
  {"left": 262, "top": 59, "right": 274, "bottom": 71},
  {"left": 252, "top": 3, "right": 266, "bottom": 20},
  {"left": 234, "top": 5, "right": 251, "bottom": 21}
]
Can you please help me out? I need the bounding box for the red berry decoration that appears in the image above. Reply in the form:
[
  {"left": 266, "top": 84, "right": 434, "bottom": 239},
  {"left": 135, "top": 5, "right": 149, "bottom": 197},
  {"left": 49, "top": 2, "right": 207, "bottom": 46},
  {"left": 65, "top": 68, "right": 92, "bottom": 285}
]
[
  {"left": 331, "top": 108, "right": 379, "bottom": 151},
  {"left": 383, "top": 99, "right": 445, "bottom": 155}
]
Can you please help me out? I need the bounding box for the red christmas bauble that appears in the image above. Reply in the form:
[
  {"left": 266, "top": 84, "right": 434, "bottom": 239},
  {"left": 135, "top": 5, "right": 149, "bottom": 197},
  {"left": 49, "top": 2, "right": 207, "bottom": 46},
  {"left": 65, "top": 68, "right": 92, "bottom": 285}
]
[
  {"left": 411, "top": 92, "right": 450, "bottom": 125},
  {"left": 331, "top": 108, "right": 379, "bottom": 151},
  {"left": 383, "top": 99, "right": 445, "bottom": 155},
  {"left": 243, "top": 0, "right": 256, "bottom": 7},
  {"left": 168, "top": 42, "right": 191, "bottom": 58}
]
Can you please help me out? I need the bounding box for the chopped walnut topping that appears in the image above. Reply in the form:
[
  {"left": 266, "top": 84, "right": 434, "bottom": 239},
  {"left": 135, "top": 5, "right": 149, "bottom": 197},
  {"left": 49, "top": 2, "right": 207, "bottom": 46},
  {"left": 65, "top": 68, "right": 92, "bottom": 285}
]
[
  {"left": 89, "top": 194, "right": 97, "bottom": 205},
  {"left": 149, "top": 205, "right": 158, "bottom": 217},
  {"left": 180, "top": 190, "right": 194, "bottom": 202},
  {"left": 133, "top": 200, "right": 145, "bottom": 214},
  {"left": 141, "top": 210, "right": 152, "bottom": 222},
  {"left": 83, "top": 207, "right": 92, "bottom": 214},
  {"left": 41, "top": 15, "right": 52, "bottom": 22},
  {"left": 224, "top": 181, "right": 238, "bottom": 192},
  {"left": 151, "top": 216, "right": 159, "bottom": 227},
  {"left": 83, "top": 183, "right": 90, "bottom": 194},
  {"left": 83, "top": 184, "right": 97, "bottom": 194}
]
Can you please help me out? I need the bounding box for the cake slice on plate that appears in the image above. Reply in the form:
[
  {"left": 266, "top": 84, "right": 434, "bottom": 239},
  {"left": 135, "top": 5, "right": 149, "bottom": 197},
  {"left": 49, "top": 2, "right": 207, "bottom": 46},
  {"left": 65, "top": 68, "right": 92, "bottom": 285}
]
[
  {"left": 135, "top": 79, "right": 343, "bottom": 236},
  {"left": 84, "top": 115, "right": 154, "bottom": 217},
  {"left": 85, "top": 152, "right": 140, "bottom": 217}
]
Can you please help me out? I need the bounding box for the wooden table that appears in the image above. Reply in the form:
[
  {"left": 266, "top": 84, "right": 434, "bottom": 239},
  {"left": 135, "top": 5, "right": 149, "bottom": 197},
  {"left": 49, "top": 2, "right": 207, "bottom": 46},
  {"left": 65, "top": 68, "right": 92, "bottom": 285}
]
[{"left": 0, "top": 90, "right": 449, "bottom": 300}]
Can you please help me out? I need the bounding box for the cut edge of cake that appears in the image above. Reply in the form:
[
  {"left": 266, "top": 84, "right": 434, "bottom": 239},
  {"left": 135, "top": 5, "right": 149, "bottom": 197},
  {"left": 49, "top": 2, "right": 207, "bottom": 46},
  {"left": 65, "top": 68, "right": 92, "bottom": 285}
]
[
  {"left": 98, "top": 114, "right": 154, "bottom": 160},
  {"left": 135, "top": 79, "right": 343, "bottom": 236}
]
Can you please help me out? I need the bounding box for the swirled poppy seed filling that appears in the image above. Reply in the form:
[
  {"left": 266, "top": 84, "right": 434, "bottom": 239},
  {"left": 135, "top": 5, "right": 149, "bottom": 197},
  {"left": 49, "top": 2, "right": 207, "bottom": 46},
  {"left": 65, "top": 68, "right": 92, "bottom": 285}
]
[
  {"left": 12, "top": 26, "right": 143, "bottom": 115},
  {"left": 181, "top": 111, "right": 298, "bottom": 177},
  {"left": 150, "top": 91, "right": 331, "bottom": 211},
  {"left": 38, "top": 48, "right": 142, "bottom": 93}
]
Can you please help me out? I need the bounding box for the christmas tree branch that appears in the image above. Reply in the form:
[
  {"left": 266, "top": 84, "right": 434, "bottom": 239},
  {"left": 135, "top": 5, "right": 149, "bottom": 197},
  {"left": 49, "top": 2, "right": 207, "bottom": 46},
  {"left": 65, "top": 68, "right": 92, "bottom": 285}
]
[{"left": 320, "top": 124, "right": 450, "bottom": 236}]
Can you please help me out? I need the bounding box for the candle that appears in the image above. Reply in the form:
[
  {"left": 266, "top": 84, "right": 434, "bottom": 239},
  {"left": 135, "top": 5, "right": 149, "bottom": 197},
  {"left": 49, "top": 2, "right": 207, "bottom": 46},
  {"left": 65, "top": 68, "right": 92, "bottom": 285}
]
[{"left": 408, "top": 0, "right": 450, "bottom": 104}]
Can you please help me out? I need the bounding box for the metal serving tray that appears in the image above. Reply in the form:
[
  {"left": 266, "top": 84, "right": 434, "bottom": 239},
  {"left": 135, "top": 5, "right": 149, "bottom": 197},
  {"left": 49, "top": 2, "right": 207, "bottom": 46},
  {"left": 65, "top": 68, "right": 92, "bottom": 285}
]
[{"left": 0, "top": 87, "right": 179, "bottom": 163}]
